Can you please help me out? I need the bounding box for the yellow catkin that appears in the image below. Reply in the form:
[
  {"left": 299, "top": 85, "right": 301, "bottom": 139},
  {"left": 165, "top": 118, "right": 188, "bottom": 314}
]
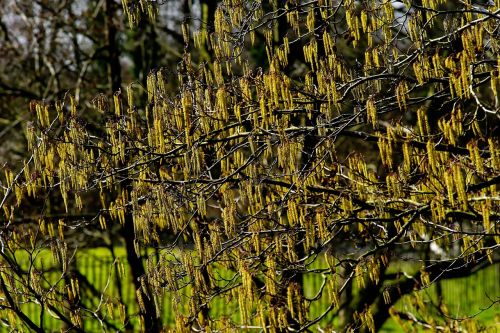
[
  {"left": 402, "top": 142, "right": 412, "bottom": 174},
  {"left": 468, "top": 141, "right": 484, "bottom": 174},
  {"left": 488, "top": 139, "right": 499, "bottom": 171},
  {"left": 426, "top": 140, "right": 438, "bottom": 174},
  {"left": 366, "top": 97, "right": 377, "bottom": 128},
  {"left": 444, "top": 169, "right": 455, "bottom": 207},
  {"left": 453, "top": 164, "right": 467, "bottom": 209},
  {"left": 482, "top": 199, "right": 491, "bottom": 232},
  {"left": 417, "top": 108, "right": 429, "bottom": 137}
]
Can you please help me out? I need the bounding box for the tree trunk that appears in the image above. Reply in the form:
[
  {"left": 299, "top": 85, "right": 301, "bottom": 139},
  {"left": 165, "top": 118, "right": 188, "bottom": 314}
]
[
  {"left": 105, "top": 0, "right": 122, "bottom": 93},
  {"left": 121, "top": 216, "right": 161, "bottom": 333}
]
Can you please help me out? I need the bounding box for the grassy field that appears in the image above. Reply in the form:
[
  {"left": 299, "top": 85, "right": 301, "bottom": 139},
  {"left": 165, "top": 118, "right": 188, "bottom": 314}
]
[
  {"left": 5, "top": 248, "right": 499, "bottom": 332},
  {"left": 302, "top": 258, "right": 500, "bottom": 332}
]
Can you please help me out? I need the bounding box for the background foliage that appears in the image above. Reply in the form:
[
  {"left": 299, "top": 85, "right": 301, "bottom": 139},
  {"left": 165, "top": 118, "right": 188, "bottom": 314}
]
[{"left": 1, "top": 0, "right": 499, "bottom": 331}]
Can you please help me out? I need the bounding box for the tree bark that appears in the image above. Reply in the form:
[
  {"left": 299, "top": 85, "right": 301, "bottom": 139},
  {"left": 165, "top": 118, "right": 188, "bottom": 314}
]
[
  {"left": 105, "top": 0, "right": 122, "bottom": 93},
  {"left": 121, "top": 216, "right": 161, "bottom": 333}
]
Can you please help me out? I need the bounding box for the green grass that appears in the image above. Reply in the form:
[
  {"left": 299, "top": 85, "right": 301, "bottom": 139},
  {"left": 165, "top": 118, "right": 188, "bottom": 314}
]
[
  {"left": 302, "top": 258, "right": 500, "bottom": 332},
  {"left": 4, "top": 248, "right": 499, "bottom": 332},
  {"left": 379, "top": 263, "right": 500, "bottom": 332}
]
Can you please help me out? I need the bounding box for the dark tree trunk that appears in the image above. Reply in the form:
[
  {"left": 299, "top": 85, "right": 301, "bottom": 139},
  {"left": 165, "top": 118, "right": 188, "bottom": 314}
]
[
  {"left": 105, "top": 0, "right": 122, "bottom": 93},
  {"left": 104, "top": 3, "right": 159, "bottom": 331},
  {"left": 121, "top": 215, "right": 161, "bottom": 333}
]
